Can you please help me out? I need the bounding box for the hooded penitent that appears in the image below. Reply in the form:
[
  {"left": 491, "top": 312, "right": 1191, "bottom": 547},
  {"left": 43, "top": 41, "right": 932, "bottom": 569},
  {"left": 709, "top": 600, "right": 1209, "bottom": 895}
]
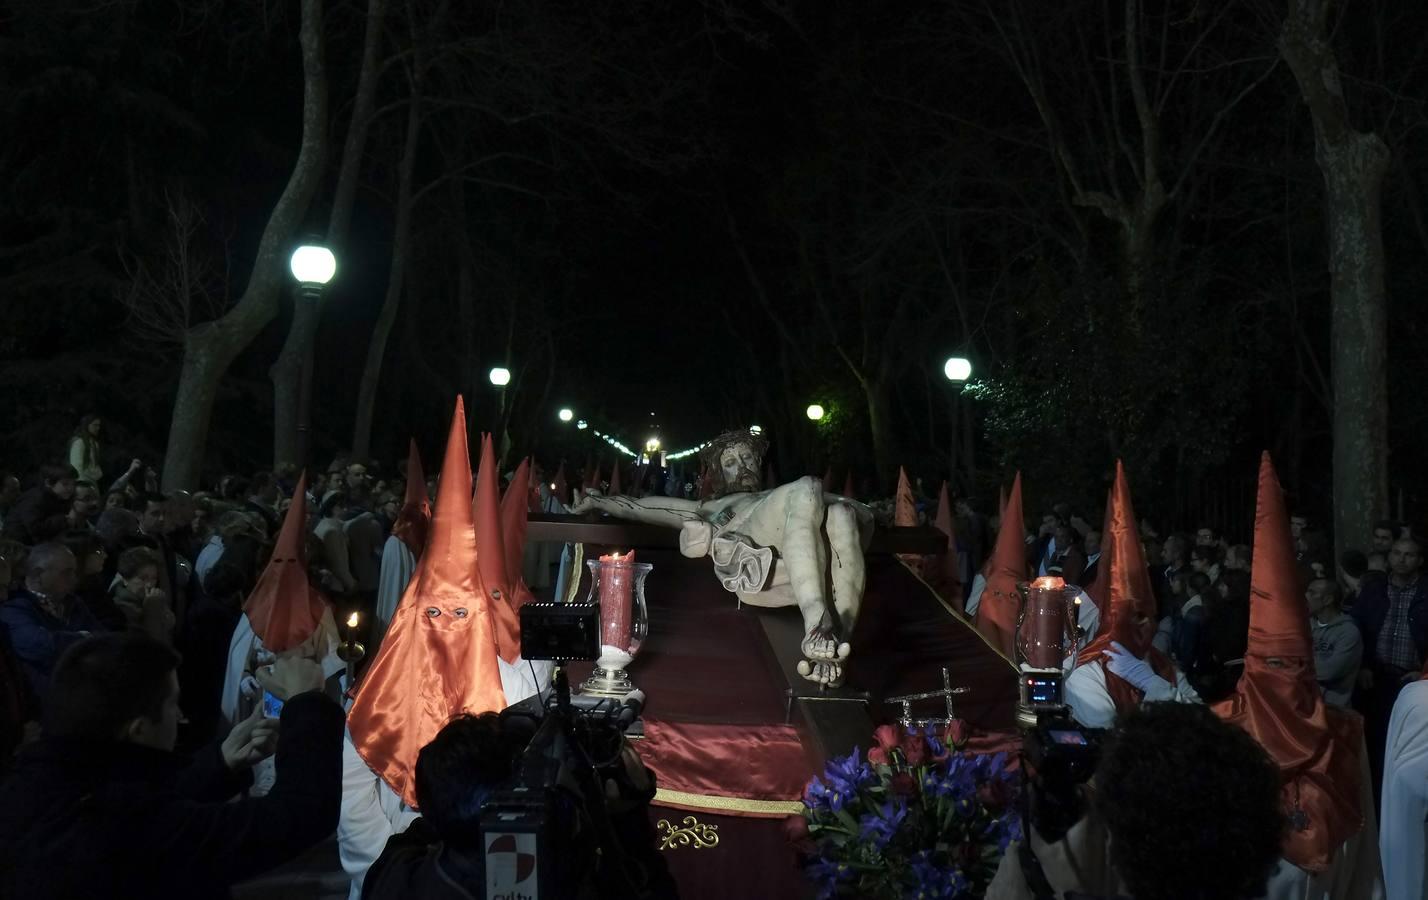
[
  {"left": 973, "top": 472, "right": 1028, "bottom": 660},
  {"left": 391, "top": 439, "right": 430, "bottom": 559},
  {"left": 928, "top": 481, "right": 963, "bottom": 606},
  {"left": 1211, "top": 452, "right": 1363, "bottom": 874},
  {"left": 348, "top": 397, "right": 506, "bottom": 808},
  {"left": 242, "top": 471, "right": 329, "bottom": 653},
  {"left": 1074, "top": 461, "right": 1176, "bottom": 713},
  {"left": 474, "top": 435, "right": 522, "bottom": 665},
  {"left": 501, "top": 458, "right": 537, "bottom": 607},
  {"left": 894, "top": 467, "right": 916, "bottom": 528}
]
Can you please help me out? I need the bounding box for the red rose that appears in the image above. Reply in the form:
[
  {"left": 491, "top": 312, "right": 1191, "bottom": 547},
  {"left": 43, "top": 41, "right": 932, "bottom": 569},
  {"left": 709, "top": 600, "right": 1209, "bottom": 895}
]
[
  {"left": 900, "top": 731, "right": 929, "bottom": 766},
  {"left": 870, "top": 724, "right": 901, "bottom": 765},
  {"left": 889, "top": 771, "right": 918, "bottom": 797},
  {"left": 944, "top": 718, "right": 970, "bottom": 749}
]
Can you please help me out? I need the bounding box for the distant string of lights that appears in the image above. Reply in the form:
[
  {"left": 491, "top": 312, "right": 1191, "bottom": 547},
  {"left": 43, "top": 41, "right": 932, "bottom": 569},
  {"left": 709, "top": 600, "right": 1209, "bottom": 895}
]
[{"left": 565, "top": 408, "right": 762, "bottom": 465}]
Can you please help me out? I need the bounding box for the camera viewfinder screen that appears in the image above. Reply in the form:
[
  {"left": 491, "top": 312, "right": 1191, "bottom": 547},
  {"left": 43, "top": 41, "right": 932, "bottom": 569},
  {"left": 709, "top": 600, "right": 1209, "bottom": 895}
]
[
  {"left": 1049, "top": 729, "right": 1088, "bottom": 746},
  {"left": 1027, "top": 677, "right": 1060, "bottom": 704}
]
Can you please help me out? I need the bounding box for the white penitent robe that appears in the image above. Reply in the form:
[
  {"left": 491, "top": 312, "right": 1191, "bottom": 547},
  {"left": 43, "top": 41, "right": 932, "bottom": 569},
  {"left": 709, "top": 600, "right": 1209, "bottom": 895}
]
[
  {"left": 1064, "top": 659, "right": 1201, "bottom": 730},
  {"left": 219, "top": 609, "right": 346, "bottom": 795},
  {"left": 339, "top": 731, "right": 419, "bottom": 900},
  {"left": 1382, "top": 680, "right": 1428, "bottom": 900},
  {"left": 985, "top": 808, "right": 1125, "bottom": 900},
  {"left": 964, "top": 572, "right": 988, "bottom": 618},
  {"left": 374, "top": 536, "right": 416, "bottom": 654}
]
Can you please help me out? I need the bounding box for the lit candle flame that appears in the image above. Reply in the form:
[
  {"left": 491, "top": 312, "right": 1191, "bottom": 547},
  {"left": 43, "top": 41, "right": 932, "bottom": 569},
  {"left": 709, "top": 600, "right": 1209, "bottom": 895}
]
[{"left": 346, "top": 612, "right": 359, "bottom": 629}]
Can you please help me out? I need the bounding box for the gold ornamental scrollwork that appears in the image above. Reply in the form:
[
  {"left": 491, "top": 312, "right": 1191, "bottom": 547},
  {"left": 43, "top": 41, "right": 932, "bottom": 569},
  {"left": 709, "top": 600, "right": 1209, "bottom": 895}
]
[{"left": 656, "top": 815, "right": 720, "bottom": 851}]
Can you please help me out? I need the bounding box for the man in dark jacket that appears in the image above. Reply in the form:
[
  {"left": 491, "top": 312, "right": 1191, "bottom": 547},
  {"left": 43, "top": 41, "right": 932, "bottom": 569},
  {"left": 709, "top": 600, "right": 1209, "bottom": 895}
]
[
  {"left": 1351, "top": 535, "right": 1428, "bottom": 802},
  {"left": 0, "top": 464, "right": 78, "bottom": 545},
  {"left": 0, "top": 542, "right": 107, "bottom": 701},
  {"left": 0, "top": 633, "right": 343, "bottom": 899}
]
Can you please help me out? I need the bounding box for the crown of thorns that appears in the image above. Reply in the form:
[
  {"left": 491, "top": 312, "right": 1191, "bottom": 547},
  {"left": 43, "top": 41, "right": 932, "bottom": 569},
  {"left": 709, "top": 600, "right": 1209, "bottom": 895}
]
[{"left": 699, "top": 429, "right": 769, "bottom": 469}]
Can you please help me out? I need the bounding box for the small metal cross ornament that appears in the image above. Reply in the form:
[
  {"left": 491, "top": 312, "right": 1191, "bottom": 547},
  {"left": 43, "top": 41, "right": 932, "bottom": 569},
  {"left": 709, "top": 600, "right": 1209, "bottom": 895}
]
[{"left": 886, "top": 667, "right": 970, "bottom": 730}]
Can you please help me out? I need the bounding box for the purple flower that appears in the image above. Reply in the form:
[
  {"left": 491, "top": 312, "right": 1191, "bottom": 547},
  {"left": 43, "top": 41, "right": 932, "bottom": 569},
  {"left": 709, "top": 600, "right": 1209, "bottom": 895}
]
[
  {"left": 857, "top": 799, "right": 909, "bottom": 849},
  {"left": 807, "top": 858, "right": 852, "bottom": 899}
]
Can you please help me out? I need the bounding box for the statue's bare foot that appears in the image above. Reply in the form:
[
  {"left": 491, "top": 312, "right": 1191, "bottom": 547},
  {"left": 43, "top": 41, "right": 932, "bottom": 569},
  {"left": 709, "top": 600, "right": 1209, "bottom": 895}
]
[
  {"left": 796, "top": 659, "right": 845, "bottom": 686},
  {"left": 801, "top": 626, "right": 850, "bottom": 662}
]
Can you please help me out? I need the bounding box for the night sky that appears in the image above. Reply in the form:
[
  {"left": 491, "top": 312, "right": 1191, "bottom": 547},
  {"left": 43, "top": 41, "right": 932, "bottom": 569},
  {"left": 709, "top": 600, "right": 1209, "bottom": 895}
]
[{"left": 4, "top": 0, "right": 1428, "bottom": 529}]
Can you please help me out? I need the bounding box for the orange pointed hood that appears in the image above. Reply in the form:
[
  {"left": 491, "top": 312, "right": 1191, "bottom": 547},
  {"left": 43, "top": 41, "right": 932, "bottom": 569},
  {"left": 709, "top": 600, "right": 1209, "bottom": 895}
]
[
  {"left": 474, "top": 434, "right": 522, "bottom": 663},
  {"left": 552, "top": 461, "right": 568, "bottom": 507},
  {"left": 974, "top": 472, "right": 1027, "bottom": 659},
  {"left": 930, "top": 481, "right": 962, "bottom": 603},
  {"left": 501, "top": 457, "right": 537, "bottom": 609},
  {"left": 348, "top": 397, "right": 507, "bottom": 807},
  {"left": 1075, "top": 462, "right": 1178, "bottom": 713},
  {"left": 608, "top": 460, "right": 623, "bottom": 496},
  {"left": 1211, "top": 453, "right": 1363, "bottom": 873},
  {"left": 894, "top": 468, "right": 916, "bottom": 527},
  {"left": 243, "top": 472, "right": 329, "bottom": 653},
  {"left": 1081, "top": 462, "right": 1158, "bottom": 658},
  {"left": 392, "top": 439, "right": 430, "bottom": 559}
]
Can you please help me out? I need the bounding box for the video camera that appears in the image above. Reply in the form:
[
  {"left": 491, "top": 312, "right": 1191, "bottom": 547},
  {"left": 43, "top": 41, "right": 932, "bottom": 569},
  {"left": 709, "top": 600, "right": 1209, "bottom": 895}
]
[
  {"left": 1011, "top": 579, "right": 1106, "bottom": 845},
  {"left": 480, "top": 602, "right": 655, "bottom": 900}
]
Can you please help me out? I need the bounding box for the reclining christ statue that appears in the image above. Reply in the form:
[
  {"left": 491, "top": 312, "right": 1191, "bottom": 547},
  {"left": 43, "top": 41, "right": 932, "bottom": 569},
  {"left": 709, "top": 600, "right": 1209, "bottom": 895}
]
[{"left": 573, "top": 429, "right": 873, "bottom": 685}]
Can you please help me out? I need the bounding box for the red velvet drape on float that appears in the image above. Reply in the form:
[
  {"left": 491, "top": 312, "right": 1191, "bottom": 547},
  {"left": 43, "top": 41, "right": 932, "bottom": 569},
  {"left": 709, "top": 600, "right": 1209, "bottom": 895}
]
[
  {"left": 1074, "top": 461, "right": 1176, "bottom": 714},
  {"left": 974, "top": 472, "right": 1027, "bottom": 659},
  {"left": 243, "top": 472, "right": 329, "bottom": 653},
  {"left": 1211, "top": 453, "right": 1363, "bottom": 874},
  {"left": 391, "top": 439, "right": 430, "bottom": 560},
  {"left": 349, "top": 397, "right": 506, "bottom": 808},
  {"left": 474, "top": 435, "right": 522, "bottom": 665}
]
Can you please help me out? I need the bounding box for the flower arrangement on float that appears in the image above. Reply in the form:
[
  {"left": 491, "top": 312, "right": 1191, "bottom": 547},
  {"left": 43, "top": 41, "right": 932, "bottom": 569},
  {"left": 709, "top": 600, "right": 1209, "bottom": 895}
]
[{"left": 791, "top": 720, "right": 1021, "bottom": 899}]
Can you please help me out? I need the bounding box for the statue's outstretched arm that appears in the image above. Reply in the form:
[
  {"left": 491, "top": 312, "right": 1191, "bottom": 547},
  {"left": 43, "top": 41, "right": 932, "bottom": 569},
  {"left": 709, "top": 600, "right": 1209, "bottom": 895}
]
[{"left": 571, "top": 493, "right": 704, "bottom": 529}]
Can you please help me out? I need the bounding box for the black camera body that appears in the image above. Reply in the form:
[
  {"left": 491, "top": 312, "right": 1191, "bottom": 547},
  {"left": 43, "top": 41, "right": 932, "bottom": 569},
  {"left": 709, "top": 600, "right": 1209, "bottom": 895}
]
[
  {"left": 1021, "top": 710, "right": 1105, "bottom": 844},
  {"left": 482, "top": 602, "right": 647, "bottom": 900}
]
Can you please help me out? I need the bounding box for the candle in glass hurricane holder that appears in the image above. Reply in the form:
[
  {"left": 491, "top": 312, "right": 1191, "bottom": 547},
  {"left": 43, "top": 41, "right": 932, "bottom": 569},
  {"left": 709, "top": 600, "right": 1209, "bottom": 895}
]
[
  {"left": 1014, "top": 576, "right": 1082, "bottom": 728},
  {"left": 579, "top": 551, "right": 652, "bottom": 697},
  {"left": 337, "top": 610, "right": 366, "bottom": 686}
]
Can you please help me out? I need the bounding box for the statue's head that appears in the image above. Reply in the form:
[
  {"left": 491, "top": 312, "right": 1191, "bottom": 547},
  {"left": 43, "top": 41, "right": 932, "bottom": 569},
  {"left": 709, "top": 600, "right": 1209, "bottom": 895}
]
[{"left": 700, "top": 429, "right": 768, "bottom": 498}]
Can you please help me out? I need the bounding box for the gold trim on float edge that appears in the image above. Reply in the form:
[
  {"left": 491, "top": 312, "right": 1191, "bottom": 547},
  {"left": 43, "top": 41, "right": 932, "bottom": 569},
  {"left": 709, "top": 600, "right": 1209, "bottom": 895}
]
[
  {"left": 656, "top": 815, "right": 721, "bottom": 850},
  {"left": 654, "top": 788, "right": 803, "bottom": 816}
]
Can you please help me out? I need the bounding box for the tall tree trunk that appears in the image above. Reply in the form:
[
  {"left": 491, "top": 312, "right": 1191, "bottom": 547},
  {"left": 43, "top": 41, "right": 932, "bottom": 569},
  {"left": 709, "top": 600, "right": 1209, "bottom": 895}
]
[
  {"left": 162, "top": 0, "right": 327, "bottom": 491},
  {"left": 271, "top": 0, "right": 388, "bottom": 470},
  {"left": 1281, "top": 0, "right": 1391, "bottom": 559},
  {"left": 865, "top": 375, "right": 896, "bottom": 492},
  {"left": 351, "top": 95, "right": 421, "bottom": 459}
]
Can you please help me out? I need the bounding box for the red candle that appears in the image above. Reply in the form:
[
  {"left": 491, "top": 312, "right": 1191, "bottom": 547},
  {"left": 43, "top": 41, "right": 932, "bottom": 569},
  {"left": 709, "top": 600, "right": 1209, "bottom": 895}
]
[{"left": 598, "top": 550, "right": 635, "bottom": 651}]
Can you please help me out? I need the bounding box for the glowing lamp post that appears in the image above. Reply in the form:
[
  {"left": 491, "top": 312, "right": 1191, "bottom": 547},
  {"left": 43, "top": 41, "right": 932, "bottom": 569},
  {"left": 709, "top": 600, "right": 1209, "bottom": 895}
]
[
  {"left": 558, "top": 408, "right": 574, "bottom": 423},
  {"left": 943, "top": 357, "right": 972, "bottom": 383},
  {"left": 943, "top": 356, "right": 974, "bottom": 492},
  {"left": 288, "top": 243, "right": 337, "bottom": 466},
  {"left": 806, "top": 404, "right": 826, "bottom": 422},
  {"left": 289, "top": 244, "right": 337, "bottom": 294},
  {"left": 489, "top": 367, "right": 512, "bottom": 387}
]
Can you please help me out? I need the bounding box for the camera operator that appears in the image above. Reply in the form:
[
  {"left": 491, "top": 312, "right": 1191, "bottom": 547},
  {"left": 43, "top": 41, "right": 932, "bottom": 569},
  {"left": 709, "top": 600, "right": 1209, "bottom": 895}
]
[
  {"left": 987, "top": 703, "right": 1284, "bottom": 900},
  {"left": 362, "top": 712, "right": 677, "bottom": 900}
]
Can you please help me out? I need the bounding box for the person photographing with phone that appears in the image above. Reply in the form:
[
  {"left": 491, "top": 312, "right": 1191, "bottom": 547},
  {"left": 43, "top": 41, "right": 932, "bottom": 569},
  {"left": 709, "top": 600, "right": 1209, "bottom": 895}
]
[{"left": 0, "top": 633, "right": 344, "bottom": 899}]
